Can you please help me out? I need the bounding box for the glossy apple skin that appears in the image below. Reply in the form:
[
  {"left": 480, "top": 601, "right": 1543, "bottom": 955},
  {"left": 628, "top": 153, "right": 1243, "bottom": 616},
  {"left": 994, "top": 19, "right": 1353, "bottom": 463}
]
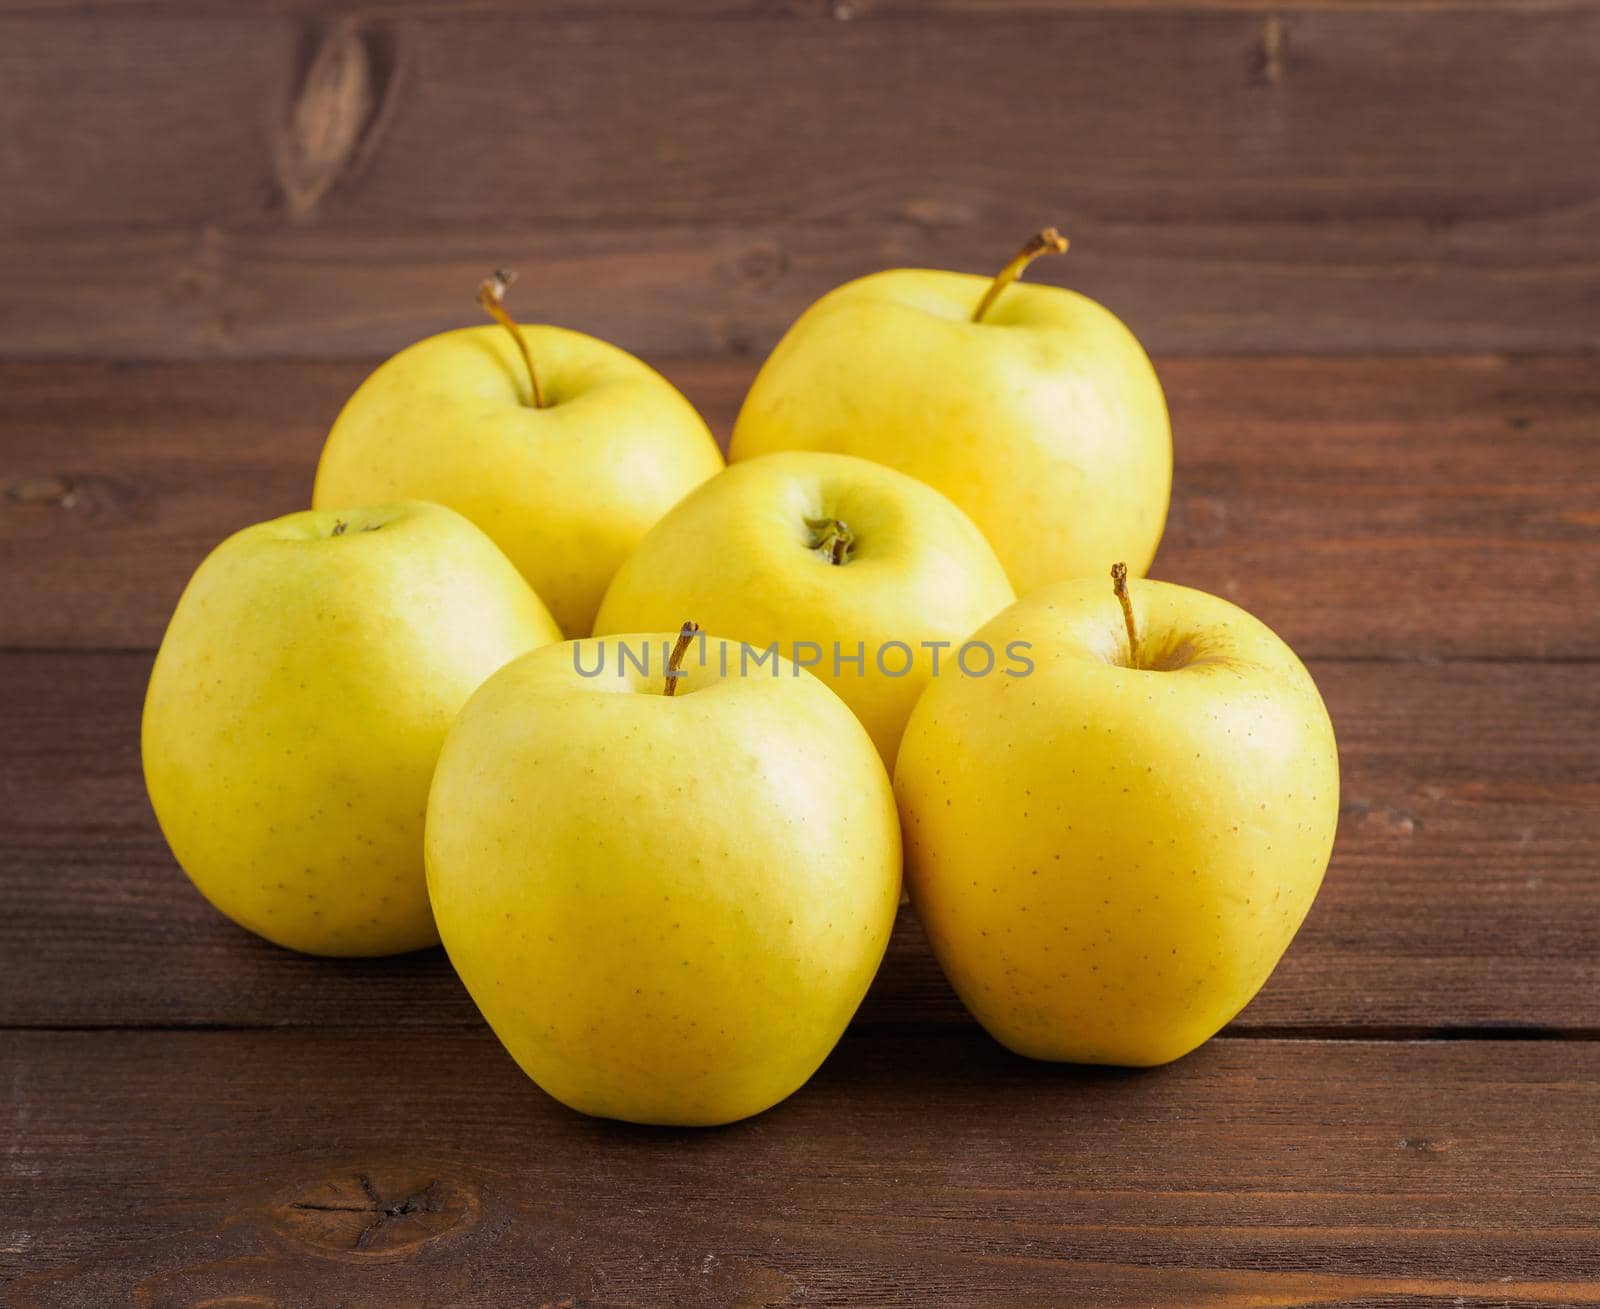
[
  {"left": 142, "top": 502, "right": 561, "bottom": 957},
  {"left": 730, "top": 269, "right": 1171, "bottom": 597},
  {"left": 314, "top": 324, "right": 724, "bottom": 637},
  {"left": 426, "top": 634, "right": 902, "bottom": 1126},
  {"left": 592, "top": 451, "right": 1013, "bottom": 767},
  {"left": 894, "top": 578, "right": 1338, "bottom": 1066}
]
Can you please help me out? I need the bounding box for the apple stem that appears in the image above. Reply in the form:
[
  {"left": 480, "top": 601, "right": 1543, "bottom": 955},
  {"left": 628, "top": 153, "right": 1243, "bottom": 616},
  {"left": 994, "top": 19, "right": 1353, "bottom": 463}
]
[
  {"left": 971, "top": 228, "right": 1070, "bottom": 324},
  {"left": 477, "top": 269, "right": 547, "bottom": 409},
  {"left": 663, "top": 621, "right": 702, "bottom": 697},
  {"left": 1111, "top": 562, "right": 1140, "bottom": 669},
  {"left": 804, "top": 516, "right": 855, "bottom": 566}
]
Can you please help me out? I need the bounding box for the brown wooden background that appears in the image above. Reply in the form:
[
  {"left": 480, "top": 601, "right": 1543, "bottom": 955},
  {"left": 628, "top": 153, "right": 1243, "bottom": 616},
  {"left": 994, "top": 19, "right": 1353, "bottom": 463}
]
[{"left": 2, "top": 2, "right": 1599, "bottom": 1306}]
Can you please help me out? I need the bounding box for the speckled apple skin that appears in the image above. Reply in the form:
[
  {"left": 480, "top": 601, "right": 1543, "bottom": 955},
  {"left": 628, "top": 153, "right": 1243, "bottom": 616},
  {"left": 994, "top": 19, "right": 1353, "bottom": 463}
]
[
  {"left": 894, "top": 577, "right": 1338, "bottom": 1066},
  {"left": 315, "top": 324, "right": 725, "bottom": 638},
  {"left": 142, "top": 502, "right": 561, "bottom": 957},
  {"left": 730, "top": 268, "right": 1171, "bottom": 598},
  {"left": 425, "top": 635, "right": 902, "bottom": 1126},
  {"left": 593, "top": 451, "right": 1014, "bottom": 767}
]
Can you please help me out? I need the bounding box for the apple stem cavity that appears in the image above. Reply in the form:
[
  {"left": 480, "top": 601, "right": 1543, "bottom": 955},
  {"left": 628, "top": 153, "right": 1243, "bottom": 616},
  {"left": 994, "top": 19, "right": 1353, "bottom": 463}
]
[
  {"left": 804, "top": 516, "right": 855, "bottom": 566},
  {"left": 971, "top": 227, "right": 1070, "bottom": 324},
  {"left": 477, "top": 269, "right": 547, "bottom": 409},
  {"left": 1111, "top": 562, "right": 1141, "bottom": 669},
  {"left": 663, "top": 621, "right": 702, "bottom": 697}
]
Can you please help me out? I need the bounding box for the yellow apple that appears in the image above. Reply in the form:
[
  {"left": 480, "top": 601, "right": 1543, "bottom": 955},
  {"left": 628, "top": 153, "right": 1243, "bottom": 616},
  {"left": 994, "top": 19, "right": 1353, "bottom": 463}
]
[
  {"left": 730, "top": 231, "right": 1171, "bottom": 596},
  {"left": 314, "top": 272, "right": 724, "bottom": 636},
  {"left": 425, "top": 628, "right": 902, "bottom": 1125},
  {"left": 142, "top": 501, "right": 561, "bottom": 957},
  {"left": 592, "top": 451, "right": 1014, "bottom": 766},
  {"left": 895, "top": 568, "right": 1338, "bottom": 1066}
]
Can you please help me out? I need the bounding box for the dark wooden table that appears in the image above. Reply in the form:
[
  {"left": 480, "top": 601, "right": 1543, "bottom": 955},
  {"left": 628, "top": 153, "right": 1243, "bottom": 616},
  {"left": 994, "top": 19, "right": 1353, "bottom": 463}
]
[
  {"left": 3, "top": 355, "right": 1597, "bottom": 1306},
  {"left": 4, "top": 0, "right": 1600, "bottom": 1300}
]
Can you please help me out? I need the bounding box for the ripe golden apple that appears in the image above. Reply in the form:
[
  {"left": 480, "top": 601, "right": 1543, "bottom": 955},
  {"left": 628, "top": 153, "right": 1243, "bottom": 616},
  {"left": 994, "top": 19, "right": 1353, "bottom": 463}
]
[
  {"left": 592, "top": 451, "right": 1014, "bottom": 766},
  {"left": 730, "top": 231, "right": 1170, "bottom": 596},
  {"left": 142, "top": 501, "right": 561, "bottom": 956},
  {"left": 314, "top": 272, "right": 724, "bottom": 636},
  {"left": 426, "top": 629, "right": 902, "bottom": 1125},
  {"left": 895, "top": 569, "right": 1338, "bottom": 1066}
]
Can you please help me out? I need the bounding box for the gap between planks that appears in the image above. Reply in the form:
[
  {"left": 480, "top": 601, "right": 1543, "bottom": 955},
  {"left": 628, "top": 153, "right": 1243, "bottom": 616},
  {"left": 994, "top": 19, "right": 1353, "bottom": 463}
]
[{"left": 6, "top": 1021, "right": 1600, "bottom": 1040}]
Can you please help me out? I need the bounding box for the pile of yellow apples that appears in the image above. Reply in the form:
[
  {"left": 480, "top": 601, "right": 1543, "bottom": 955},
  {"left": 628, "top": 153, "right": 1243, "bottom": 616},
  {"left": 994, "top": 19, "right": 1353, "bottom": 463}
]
[{"left": 143, "top": 232, "right": 1339, "bottom": 1127}]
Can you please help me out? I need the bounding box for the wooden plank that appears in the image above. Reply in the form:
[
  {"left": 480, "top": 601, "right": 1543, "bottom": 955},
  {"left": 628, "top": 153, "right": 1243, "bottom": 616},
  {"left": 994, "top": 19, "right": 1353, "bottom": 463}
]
[
  {"left": 1159, "top": 354, "right": 1600, "bottom": 661},
  {"left": 5, "top": 0, "right": 1594, "bottom": 13},
  {"left": 0, "top": 7, "right": 1596, "bottom": 356},
  {"left": 5, "top": 1028, "right": 1599, "bottom": 1303},
  {"left": 3, "top": 650, "right": 1596, "bottom": 1033},
  {"left": 2, "top": 356, "right": 1595, "bottom": 657}
]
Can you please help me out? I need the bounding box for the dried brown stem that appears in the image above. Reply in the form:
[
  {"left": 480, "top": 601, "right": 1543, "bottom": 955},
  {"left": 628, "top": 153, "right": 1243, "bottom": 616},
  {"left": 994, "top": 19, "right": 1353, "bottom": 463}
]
[
  {"left": 477, "top": 269, "right": 546, "bottom": 409},
  {"left": 664, "top": 621, "right": 701, "bottom": 697},
  {"left": 971, "top": 228, "right": 1070, "bottom": 323},
  {"left": 1111, "top": 562, "right": 1139, "bottom": 669}
]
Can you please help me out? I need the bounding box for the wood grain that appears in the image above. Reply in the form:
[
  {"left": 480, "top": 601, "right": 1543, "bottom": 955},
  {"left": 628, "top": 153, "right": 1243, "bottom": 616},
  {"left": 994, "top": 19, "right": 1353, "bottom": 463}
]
[
  {"left": 2, "top": 0, "right": 1596, "bottom": 1294},
  {"left": 1, "top": 5, "right": 1596, "bottom": 356},
  {"left": 5, "top": 0, "right": 1593, "bottom": 12},
  {"left": 5, "top": 1028, "right": 1599, "bottom": 1305},
  {"left": 4, "top": 650, "right": 1595, "bottom": 1033},
  {"left": 2, "top": 356, "right": 1595, "bottom": 657}
]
